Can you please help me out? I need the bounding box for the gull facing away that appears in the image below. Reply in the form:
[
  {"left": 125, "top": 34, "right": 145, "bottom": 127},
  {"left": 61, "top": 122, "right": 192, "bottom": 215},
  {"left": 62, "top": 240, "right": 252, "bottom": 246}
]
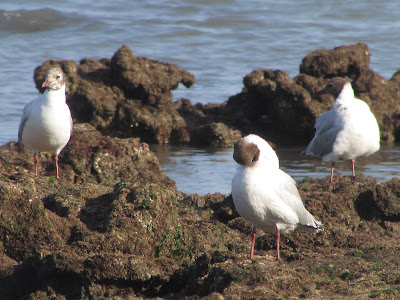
[
  {"left": 231, "top": 134, "right": 323, "bottom": 261},
  {"left": 303, "top": 77, "right": 380, "bottom": 183},
  {"left": 18, "top": 67, "right": 73, "bottom": 179}
]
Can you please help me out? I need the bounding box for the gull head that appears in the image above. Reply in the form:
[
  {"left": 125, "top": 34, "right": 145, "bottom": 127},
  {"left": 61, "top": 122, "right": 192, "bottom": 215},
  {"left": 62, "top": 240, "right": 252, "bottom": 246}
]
[
  {"left": 42, "top": 67, "right": 65, "bottom": 91},
  {"left": 233, "top": 134, "right": 279, "bottom": 168},
  {"left": 314, "top": 77, "right": 351, "bottom": 98}
]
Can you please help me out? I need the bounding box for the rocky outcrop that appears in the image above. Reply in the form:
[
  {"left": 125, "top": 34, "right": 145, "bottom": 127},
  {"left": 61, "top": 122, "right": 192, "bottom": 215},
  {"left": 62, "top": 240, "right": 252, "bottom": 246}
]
[
  {"left": 176, "top": 99, "right": 242, "bottom": 147},
  {"left": 225, "top": 70, "right": 321, "bottom": 144},
  {"left": 33, "top": 43, "right": 400, "bottom": 147},
  {"left": 299, "top": 43, "right": 371, "bottom": 78},
  {"left": 225, "top": 43, "right": 400, "bottom": 144},
  {"left": 300, "top": 43, "right": 400, "bottom": 143},
  {"left": 1, "top": 127, "right": 400, "bottom": 298},
  {"left": 33, "top": 45, "right": 242, "bottom": 147},
  {"left": 34, "top": 45, "right": 195, "bottom": 145},
  {"left": 3, "top": 42, "right": 400, "bottom": 299},
  {"left": 1, "top": 123, "right": 174, "bottom": 187}
]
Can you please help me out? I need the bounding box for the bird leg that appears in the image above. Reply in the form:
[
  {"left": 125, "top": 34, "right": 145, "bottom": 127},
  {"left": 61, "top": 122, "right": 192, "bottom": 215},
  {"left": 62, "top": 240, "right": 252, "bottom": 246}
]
[
  {"left": 329, "top": 161, "right": 335, "bottom": 184},
  {"left": 34, "top": 153, "right": 39, "bottom": 175},
  {"left": 276, "top": 226, "right": 281, "bottom": 261},
  {"left": 54, "top": 154, "right": 60, "bottom": 180},
  {"left": 250, "top": 225, "right": 257, "bottom": 260},
  {"left": 351, "top": 159, "right": 355, "bottom": 183}
]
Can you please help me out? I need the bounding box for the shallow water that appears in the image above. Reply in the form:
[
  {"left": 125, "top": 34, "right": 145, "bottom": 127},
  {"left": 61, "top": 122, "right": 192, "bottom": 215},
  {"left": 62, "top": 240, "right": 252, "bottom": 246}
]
[
  {"left": 1, "top": 1, "right": 400, "bottom": 194},
  {"left": 151, "top": 144, "right": 400, "bottom": 195}
]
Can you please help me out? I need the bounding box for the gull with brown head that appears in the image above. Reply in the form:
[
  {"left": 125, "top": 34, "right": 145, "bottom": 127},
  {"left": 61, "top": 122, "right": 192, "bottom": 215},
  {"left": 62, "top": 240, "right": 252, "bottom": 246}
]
[
  {"left": 232, "top": 134, "right": 323, "bottom": 261},
  {"left": 303, "top": 77, "right": 380, "bottom": 183}
]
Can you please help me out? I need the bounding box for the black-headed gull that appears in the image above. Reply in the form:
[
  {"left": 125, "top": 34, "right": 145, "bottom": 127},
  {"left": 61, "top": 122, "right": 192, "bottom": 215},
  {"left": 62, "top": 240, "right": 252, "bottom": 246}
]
[
  {"left": 232, "top": 134, "right": 323, "bottom": 261},
  {"left": 18, "top": 67, "right": 72, "bottom": 179},
  {"left": 303, "top": 77, "right": 380, "bottom": 183}
]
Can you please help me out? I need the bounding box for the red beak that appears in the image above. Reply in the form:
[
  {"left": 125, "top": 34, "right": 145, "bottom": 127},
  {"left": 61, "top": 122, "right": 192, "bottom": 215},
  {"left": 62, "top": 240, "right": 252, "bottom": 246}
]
[{"left": 42, "top": 81, "right": 50, "bottom": 88}]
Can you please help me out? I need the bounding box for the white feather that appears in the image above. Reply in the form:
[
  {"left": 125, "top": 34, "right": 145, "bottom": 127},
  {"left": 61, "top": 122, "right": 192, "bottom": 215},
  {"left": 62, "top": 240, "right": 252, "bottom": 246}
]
[{"left": 232, "top": 134, "right": 322, "bottom": 234}]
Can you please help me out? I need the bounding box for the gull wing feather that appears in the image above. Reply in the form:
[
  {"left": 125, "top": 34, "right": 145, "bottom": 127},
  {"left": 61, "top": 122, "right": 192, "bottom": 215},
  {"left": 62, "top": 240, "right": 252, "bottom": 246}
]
[
  {"left": 274, "top": 170, "right": 322, "bottom": 230},
  {"left": 18, "top": 100, "right": 35, "bottom": 142},
  {"left": 69, "top": 113, "right": 73, "bottom": 135},
  {"left": 304, "top": 110, "right": 341, "bottom": 158}
]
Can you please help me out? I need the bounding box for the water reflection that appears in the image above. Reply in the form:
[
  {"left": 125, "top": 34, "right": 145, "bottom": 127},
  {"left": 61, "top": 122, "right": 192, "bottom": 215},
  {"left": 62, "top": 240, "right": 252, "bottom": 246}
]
[{"left": 150, "top": 144, "right": 400, "bottom": 196}]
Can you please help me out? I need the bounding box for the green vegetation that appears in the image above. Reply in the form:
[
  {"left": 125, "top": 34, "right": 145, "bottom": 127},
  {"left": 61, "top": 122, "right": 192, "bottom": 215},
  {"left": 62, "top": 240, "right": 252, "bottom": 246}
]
[
  {"left": 147, "top": 223, "right": 152, "bottom": 235},
  {"left": 354, "top": 249, "right": 366, "bottom": 258},
  {"left": 150, "top": 189, "right": 157, "bottom": 200},
  {"left": 114, "top": 181, "right": 128, "bottom": 193},
  {"left": 154, "top": 226, "right": 194, "bottom": 259},
  {"left": 170, "top": 225, "right": 193, "bottom": 258},
  {"left": 141, "top": 199, "right": 152, "bottom": 210},
  {"left": 9, "top": 221, "right": 23, "bottom": 235},
  {"left": 369, "top": 262, "right": 384, "bottom": 270},
  {"left": 326, "top": 264, "right": 335, "bottom": 280},
  {"left": 1, "top": 175, "right": 10, "bottom": 183},
  {"left": 154, "top": 228, "right": 170, "bottom": 258}
]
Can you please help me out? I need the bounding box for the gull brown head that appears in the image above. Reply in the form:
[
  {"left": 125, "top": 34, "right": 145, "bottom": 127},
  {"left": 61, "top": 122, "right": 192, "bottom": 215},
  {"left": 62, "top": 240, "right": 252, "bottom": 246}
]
[
  {"left": 42, "top": 67, "right": 65, "bottom": 91},
  {"left": 314, "top": 77, "right": 350, "bottom": 98},
  {"left": 233, "top": 138, "right": 260, "bottom": 166}
]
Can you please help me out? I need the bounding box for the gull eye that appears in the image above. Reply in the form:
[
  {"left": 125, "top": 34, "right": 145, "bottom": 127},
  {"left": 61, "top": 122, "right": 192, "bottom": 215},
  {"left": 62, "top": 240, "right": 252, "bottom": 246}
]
[
  {"left": 56, "top": 74, "right": 61, "bottom": 79},
  {"left": 251, "top": 148, "right": 260, "bottom": 162},
  {"left": 327, "top": 82, "right": 334, "bottom": 88}
]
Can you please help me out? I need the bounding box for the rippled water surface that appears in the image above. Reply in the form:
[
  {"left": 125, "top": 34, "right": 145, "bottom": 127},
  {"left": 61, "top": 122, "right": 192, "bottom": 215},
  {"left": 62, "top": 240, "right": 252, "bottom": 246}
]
[
  {"left": 1, "top": 1, "right": 400, "bottom": 194},
  {"left": 152, "top": 144, "right": 400, "bottom": 195}
]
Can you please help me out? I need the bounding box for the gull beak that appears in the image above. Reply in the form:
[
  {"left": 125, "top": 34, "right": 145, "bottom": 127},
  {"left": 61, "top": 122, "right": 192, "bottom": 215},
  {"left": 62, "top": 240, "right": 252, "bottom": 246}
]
[{"left": 42, "top": 81, "right": 51, "bottom": 88}]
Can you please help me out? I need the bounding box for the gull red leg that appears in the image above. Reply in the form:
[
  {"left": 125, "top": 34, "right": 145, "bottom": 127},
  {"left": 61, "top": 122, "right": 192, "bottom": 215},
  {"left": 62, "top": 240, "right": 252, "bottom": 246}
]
[
  {"left": 330, "top": 161, "right": 335, "bottom": 184},
  {"left": 34, "top": 153, "right": 39, "bottom": 175},
  {"left": 55, "top": 154, "right": 60, "bottom": 179},
  {"left": 250, "top": 226, "right": 256, "bottom": 260},
  {"left": 351, "top": 159, "right": 355, "bottom": 182},
  {"left": 276, "top": 226, "right": 281, "bottom": 261}
]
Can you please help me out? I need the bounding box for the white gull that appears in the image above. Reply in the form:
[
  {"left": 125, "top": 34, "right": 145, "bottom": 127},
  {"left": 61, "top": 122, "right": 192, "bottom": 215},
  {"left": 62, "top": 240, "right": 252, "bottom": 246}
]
[
  {"left": 18, "top": 67, "right": 73, "bottom": 179},
  {"left": 303, "top": 77, "right": 380, "bottom": 183},
  {"left": 231, "top": 134, "right": 323, "bottom": 261}
]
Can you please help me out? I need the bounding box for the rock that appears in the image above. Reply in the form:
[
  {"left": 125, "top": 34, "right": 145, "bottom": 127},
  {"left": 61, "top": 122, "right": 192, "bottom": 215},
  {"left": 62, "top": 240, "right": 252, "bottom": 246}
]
[
  {"left": 61, "top": 123, "right": 176, "bottom": 186},
  {"left": 34, "top": 58, "right": 122, "bottom": 131},
  {"left": 1, "top": 156, "right": 400, "bottom": 299},
  {"left": 33, "top": 43, "right": 400, "bottom": 146},
  {"left": 33, "top": 46, "right": 242, "bottom": 147},
  {"left": 0, "top": 140, "right": 248, "bottom": 298},
  {"left": 111, "top": 97, "right": 190, "bottom": 144},
  {"left": 1, "top": 123, "right": 174, "bottom": 187},
  {"left": 33, "top": 45, "right": 195, "bottom": 145},
  {"left": 175, "top": 98, "right": 242, "bottom": 147},
  {"left": 225, "top": 69, "right": 318, "bottom": 144},
  {"left": 299, "top": 43, "right": 370, "bottom": 78},
  {"left": 225, "top": 43, "right": 400, "bottom": 144},
  {"left": 299, "top": 43, "right": 400, "bottom": 143},
  {"left": 110, "top": 45, "right": 195, "bottom": 105},
  {"left": 192, "top": 123, "right": 242, "bottom": 148},
  {"left": 4, "top": 43, "right": 400, "bottom": 299},
  {"left": 355, "top": 178, "right": 400, "bottom": 222}
]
